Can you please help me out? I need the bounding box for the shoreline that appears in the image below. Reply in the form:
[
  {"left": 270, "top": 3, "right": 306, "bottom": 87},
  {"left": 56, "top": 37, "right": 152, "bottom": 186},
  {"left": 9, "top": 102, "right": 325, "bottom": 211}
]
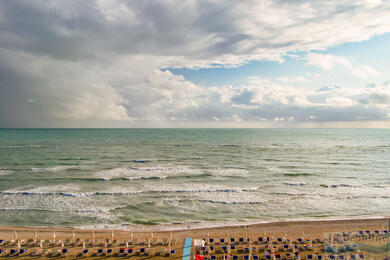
[{"left": 1, "top": 215, "right": 389, "bottom": 233}]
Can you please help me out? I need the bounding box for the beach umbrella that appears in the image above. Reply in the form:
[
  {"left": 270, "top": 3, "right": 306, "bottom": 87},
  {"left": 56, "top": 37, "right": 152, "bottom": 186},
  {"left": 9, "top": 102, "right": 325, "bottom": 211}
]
[
  {"left": 17, "top": 240, "right": 20, "bottom": 249},
  {"left": 130, "top": 231, "right": 133, "bottom": 241},
  {"left": 226, "top": 229, "right": 229, "bottom": 239},
  {"left": 125, "top": 240, "right": 128, "bottom": 248},
  {"left": 72, "top": 231, "right": 75, "bottom": 242},
  {"left": 92, "top": 230, "right": 95, "bottom": 245},
  {"left": 61, "top": 240, "right": 64, "bottom": 248},
  {"left": 34, "top": 230, "right": 38, "bottom": 242},
  {"left": 53, "top": 230, "right": 56, "bottom": 241},
  {"left": 82, "top": 240, "right": 85, "bottom": 250},
  {"left": 14, "top": 230, "right": 17, "bottom": 240},
  {"left": 39, "top": 240, "right": 43, "bottom": 249},
  {"left": 104, "top": 239, "right": 107, "bottom": 248},
  {"left": 111, "top": 230, "right": 114, "bottom": 242}
]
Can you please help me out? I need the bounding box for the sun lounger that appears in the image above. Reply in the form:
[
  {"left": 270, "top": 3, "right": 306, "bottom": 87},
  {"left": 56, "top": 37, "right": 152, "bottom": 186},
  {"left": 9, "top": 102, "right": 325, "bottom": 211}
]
[
  {"left": 106, "top": 248, "right": 113, "bottom": 255},
  {"left": 169, "top": 249, "right": 176, "bottom": 256},
  {"left": 210, "top": 256, "right": 216, "bottom": 260},
  {"left": 145, "top": 248, "right": 155, "bottom": 256},
  {"left": 244, "top": 255, "right": 250, "bottom": 260},
  {"left": 232, "top": 256, "right": 238, "bottom": 260},
  {"left": 0, "top": 249, "right": 6, "bottom": 256},
  {"left": 82, "top": 249, "right": 89, "bottom": 256}
]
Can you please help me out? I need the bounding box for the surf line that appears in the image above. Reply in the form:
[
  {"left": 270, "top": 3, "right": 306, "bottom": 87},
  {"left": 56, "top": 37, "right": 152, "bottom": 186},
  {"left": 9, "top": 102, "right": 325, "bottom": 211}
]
[{"left": 182, "top": 238, "right": 192, "bottom": 260}]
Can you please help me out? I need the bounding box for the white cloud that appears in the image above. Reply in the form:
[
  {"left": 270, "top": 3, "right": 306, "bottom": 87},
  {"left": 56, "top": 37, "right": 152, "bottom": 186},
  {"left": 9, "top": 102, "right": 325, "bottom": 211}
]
[
  {"left": 1, "top": 1, "right": 390, "bottom": 126},
  {"left": 307, "top": 53, "right": 380, "bottom": 79},
  {"left": 326, "top": 96, "right": 356, "bottom": 107}
]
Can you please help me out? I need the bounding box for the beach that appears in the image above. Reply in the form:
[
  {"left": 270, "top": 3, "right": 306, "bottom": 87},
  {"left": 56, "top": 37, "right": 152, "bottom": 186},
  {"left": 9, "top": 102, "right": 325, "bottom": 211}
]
[{"left": 1, "top": 217, "right": 389, "bottom": 259}]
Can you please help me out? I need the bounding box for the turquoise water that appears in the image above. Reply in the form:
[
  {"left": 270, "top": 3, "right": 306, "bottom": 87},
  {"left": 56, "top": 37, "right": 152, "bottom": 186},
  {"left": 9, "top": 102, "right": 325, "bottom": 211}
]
[{"left": 0, "top": 128, "right": 389, "bottom": 228}]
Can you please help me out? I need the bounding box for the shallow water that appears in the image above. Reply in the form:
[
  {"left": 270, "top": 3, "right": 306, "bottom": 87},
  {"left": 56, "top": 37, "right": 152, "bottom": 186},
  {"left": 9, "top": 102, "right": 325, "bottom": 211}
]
[{"left": 0, "top": 128, "right": 389, "bottom": 228}]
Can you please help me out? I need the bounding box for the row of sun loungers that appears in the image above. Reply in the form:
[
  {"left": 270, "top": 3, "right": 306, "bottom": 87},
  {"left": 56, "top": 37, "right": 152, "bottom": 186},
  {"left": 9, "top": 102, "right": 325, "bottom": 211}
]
[
  {"left": 201, "top": 253, "right": 366, "bottom": 260},
  {"left": 0, "top": 246, "right": 177, "bottom": 257}
]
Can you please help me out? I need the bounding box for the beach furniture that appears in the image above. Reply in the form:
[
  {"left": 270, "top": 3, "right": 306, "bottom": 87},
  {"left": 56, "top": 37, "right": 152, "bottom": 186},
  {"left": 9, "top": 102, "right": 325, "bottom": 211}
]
[
  {"left": 107, "top": 248, "right": 113, "bottom": 255},
  {"left": 18, "top": 248, "right": 28, "bottom": 255},
  {"left": 118, "top": 247, "right": 126, "bottom": 256},
  {"left": 231, "top": 238, "right": 235, "bottom": 243},
  {"left": 82, "top": 249, "right": 89, "bottom": 256},
  {"left": 239, "top": 237, "right": 244, "bottom": 243},
  {"left": 0, "top": 249, "right": 6, "bottom": 256},
  {"left": 145, "top": 248, "right": 155, "bottom": 256},
  {"left": 232, "top": 256, "right": 238, "bottom": 260},
  {"left": 210, "top": 256, "right": 216, "bottom": 260},
  {"left": 61, "top": 248, "right": 68, "bottom": 255},
  {"left": 138, "top": 247, "right": 146, "bottom": 255},
  {"left": 244, "top": 255, "right": 249, "bottom": 260}
]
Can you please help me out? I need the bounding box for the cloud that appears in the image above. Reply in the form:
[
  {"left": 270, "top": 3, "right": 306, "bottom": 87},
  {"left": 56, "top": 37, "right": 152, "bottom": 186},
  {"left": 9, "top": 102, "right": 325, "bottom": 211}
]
[
  {"left": 307, "top": 53, "right": 381, "bottom": 79},
  {"left": 1, "top": 0, "right": 390, "bottom": 126}
]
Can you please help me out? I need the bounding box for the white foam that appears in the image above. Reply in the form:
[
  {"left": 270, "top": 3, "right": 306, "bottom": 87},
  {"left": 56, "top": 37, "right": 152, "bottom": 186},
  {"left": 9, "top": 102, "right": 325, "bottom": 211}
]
[
  {"left": 94, "top": 166, "right": 202, "bottom": 180},
  {"left": 29, "top": 165, "right": 82, "bottom": 172},
  {"left": 208, "top": 168, "right": 249, "bottom": 176},
  {"left": 0, "top": 170, "right": 14, "bottom": 176},
  {"left": 144, "top": 183, "right": 258, "bottom": 193}
]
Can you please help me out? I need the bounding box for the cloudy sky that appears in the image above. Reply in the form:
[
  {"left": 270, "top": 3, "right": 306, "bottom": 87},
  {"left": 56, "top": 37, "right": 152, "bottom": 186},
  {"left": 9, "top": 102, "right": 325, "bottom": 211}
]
[{"left": 1, "top": 0, "right": 390, "bottom": 127}]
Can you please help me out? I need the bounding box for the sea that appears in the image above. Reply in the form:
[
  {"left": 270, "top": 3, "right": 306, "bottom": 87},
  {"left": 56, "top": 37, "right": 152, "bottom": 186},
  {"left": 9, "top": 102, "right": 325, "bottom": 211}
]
[{"left": 0, "top": 128, "right": 389, "bottom": 229}]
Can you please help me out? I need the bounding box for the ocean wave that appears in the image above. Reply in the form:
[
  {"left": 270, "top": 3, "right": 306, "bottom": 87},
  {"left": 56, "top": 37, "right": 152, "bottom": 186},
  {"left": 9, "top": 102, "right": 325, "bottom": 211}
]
[
  {"left": 59, "top": 157, "right": 89, "bottom": 161},
  {"left": 283, "top": 173, "right": 315, "bottom": 177},
  {"left": 29, "top": 165, "right": 82, "bottom": 172},
  {"left": 0, "top": 190, "right": 141, "bottom": 197},
  {"left": 197, "top": 199, "right": 263, "bottom": 205},
  {"left": 4, "top": 144, "right": 53, "bottom": 149},
  {"left": 284, "top": 182, "right": 306, "bottom": 186},
  {"left": 94, "top": 166, "right": 203, "bottom": 180},
  {"left": 0, "top": 170, "right": 14, "bottom": 176},
  {"left": 0, "top": 207, "right": 107, "bottom": 213}
]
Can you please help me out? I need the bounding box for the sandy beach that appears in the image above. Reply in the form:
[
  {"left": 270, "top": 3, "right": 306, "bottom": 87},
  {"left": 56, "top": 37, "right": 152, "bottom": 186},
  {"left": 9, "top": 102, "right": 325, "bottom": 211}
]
[{"left": 0, "top": 217, "right": 389, "bottom": 259}]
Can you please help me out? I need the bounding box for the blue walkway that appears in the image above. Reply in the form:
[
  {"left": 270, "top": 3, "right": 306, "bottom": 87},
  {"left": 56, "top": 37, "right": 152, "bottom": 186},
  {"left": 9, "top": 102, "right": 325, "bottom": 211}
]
[{"left": 182, "top": 238, "right": 192, "bottom": 260}]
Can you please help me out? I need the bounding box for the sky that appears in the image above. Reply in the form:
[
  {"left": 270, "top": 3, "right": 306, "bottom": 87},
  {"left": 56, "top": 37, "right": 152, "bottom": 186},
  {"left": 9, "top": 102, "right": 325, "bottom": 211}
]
[{"left": 1, "top": 0, "right": 390, "bottom": 128}]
